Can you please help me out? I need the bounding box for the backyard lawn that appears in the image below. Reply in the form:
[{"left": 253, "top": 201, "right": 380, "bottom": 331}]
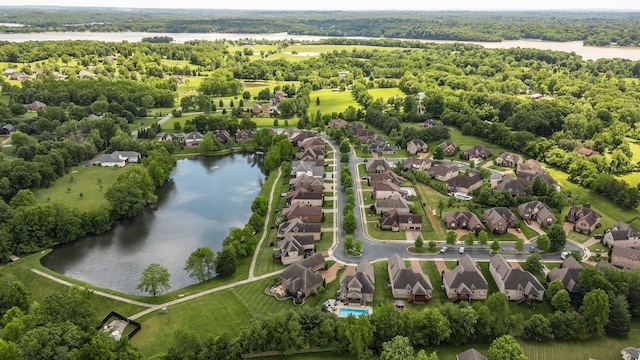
[{"left": 308, "top": 88, "right": 359, "bottom": 115}]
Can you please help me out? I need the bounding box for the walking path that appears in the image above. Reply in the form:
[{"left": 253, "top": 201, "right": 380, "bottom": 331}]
[{"left": 249, "top": 167, "right": 282, "bottom": 280}]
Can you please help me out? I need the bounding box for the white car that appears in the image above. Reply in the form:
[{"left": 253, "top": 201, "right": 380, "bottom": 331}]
[
  {"left": 561, "top": 251, "right": 570, "bottom": 260},
  {"left": 458, "top": 247, "right": 465, "bottom": 254},
  {"left": 440, "top": 246, "right": 448, "bottom": 253}
]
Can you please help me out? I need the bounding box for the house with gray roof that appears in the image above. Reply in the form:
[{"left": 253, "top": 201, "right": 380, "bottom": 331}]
[
  {"left": 446, "top": 173, "right": 484, "bottom": 195},
  {"left": 495, "top": 175, "right": 527, "bottom": 197},
  {"left": 443, "top": 254, "right": 488, "bottom": 301},
  {"left": 438, "top": 141, "right": 458, "bottom": 157},
  {"left": 548, "top": 256, "right": 583, "bottom": 298},
  {"left": 281, "top": 202, "right": 323, "bottom": 223},
  {"left": 603, "top": 222, "right": 640, "bottom": 247},
  {"left": 517, "top": 159, "right": 545, "bottom": 175},
  {"left": 366, "top": 158, "right": 392, "bottom": 174},
  {"left": 403, "top": 158, "right": 432, "bottom": 171},
  {"left": 373, "top": 182, "right": 408, "bottom": 200},
  {"left": 427, "top": 165, "right": 458, "bottom": 181},
  {"left": 611, "top": 242, "right": 640, "bottom": 270},
  {"left": 280, "top": 253, "right": 325, "bottom": 298},
  {"left": 291, "top": 161, "right": 324, "bottom": 178},
  {"left": 461, "top": 144, "right": 492, "bottom": 160},
  {"left": 622, "top": 347, "right": 640, "bottom": 360},
  {"left": 483, "top": 207, "right": 519, "bottom": 234},
  {"left": 443, "top": 211, "right": 483, "bottom": 231},
  {"left": 273, "top": 235, "right": 315, "bottom": 265},
  {"left": 286, "top": 188, "right": 323, "bottom": 207},
  {"left": 489, "top": 254, "right": 544, "bottom": 302},
  {"left": 339, "top": 259, "right": 375, "bottom": 304},
  {"left": 567, "top": 206, "right": 602, "bottom": 235},
  {"left": 378, "top": 209, "right": 422, "bottom": 232},
  {"left": 184, "top": 131, "right": 204, "bottom": 147},
  {"left": 407, "top": 139, "right": 428, "bottom": 155},
  {"left": 277, "top": 218, "right": 321, "bottom": 241},
  {"left": 99, "top": 151, "right": 141, "bottom": 167},
  {"left": 518, "top": 201, "right": 557, "bottom": 228},
  {"left": 457, "top": 348, "right": 487, "bottom": 360},
  {"left": 369, "top": 170, "right": 403, "bottom": 187},
  {"left": 495, "top": 152, "right": 523, "bottom": 168},
  {"left": 388, "top": 254, "right": 432, "bottom": 302},
  {"left": 375, "top": 198, "right": 410, "bottom": 215}
]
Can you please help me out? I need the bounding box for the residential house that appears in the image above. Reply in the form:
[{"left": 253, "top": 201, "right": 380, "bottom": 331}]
[
  {"left": 419, "top": 119, "right": 436, "bottom": 127},
  {"left": 427, "top": 165, "right": 459, "bottom": 181},
  {"left": 518, "top": 201, "right": 557, "bottom": 228},
  {"left": 286, "top": 188, "right": 323, "bottom": 207},
  {"left": 327, "top": 118, "right": 348, "bottom": 129},
  {"left": 251, "top": 104, "right": 271, "bottom": 116},
  {"left": 388, "top": 253, "right": 433, "bottom": 302},
  {"left": 494, "top": 175, "right": 527, "bottom": 197},
  {"left": 517, "top": 159, "right": 545, "bottom": 175},
  {"left": 438, "top": 141, "right": 458, "bottom": 157},
  {"left": 9, "top": 72, "right": 29, "bottom": 81},
  {"left": 548, "top": 257, "right": 584, "bottom": 298},
  {"left": 281, "top": 202, "right": 323, "bottom": 223},
  {"left": 280, "top": 253, "right": 325, "bottom": 298},
  {"left": 373, "top": 182, "right": 408, "bottom": 200},
  {"left": 378, "top": 209, "right": 422, "bottom": 231},
  {"left": 296, "top": 148, "right": 325, "bottom": 161},
  {"left": 375, "top": 198, "right": 410, "bottom": 215},
  {"left": 0, "top": 124, "right": 14, "bottom": 135},
  {"left": 517, "top": 172, "right": 560, "bottom": 191},
  {"left": 184, "top": 132, "right": 204, "bottom": 147},
  {"left": 443, "top": 254, "right": 489, "bottom": 301},
  {"left": 290, "top": 131, "right": 317, "bottom": 146},
  {"left": 273, "top": 235, "right": 315, "bottom": 265},
  {"left": 368, "top": 170, "right": 403, "bottom": 187},
  {"left": 28, "top": 101, "right": 46, "bottom": 111},
  {"left": 495, "top": 152, "right": 523, "bottom": 168},
  {"left": 489, "top": 254, "right": 545, "bottom": 301},
  {"left": 611, "top": 242, "right": 640, "bottom": 270},
  {"left": 3, "top": 69, "right": 16, "bottom": 76},
  {"left": 483, "top": 207, "right": 519, "bottom": 234},
  {"left": 277, "top": 218, "right": 321, "bottom": 241},
  {"left": 567, "top": 206, "right": 602, "bottom": 234},
  {"left": 603, "top": 222, "right": 640, "bottom": 247},
  {"left": 289, "top": 174, "right": 324, "bottom": 192},
  {"left": 299, "top": 137, "right": 326, "bottom": 152},
  {"left": 339, "top": 260, "right": 375, "bottom": 304},
  {"left": 214, "top": 130, "right": 231, "bottom": 144},
  {"left": 407, "top": 139, "right": 428, "bottom": 155},
  {"left": 235, "top": 130, "right": 253, "bottom": 143},
  {"left": 446, "top": 173, "right": 484, "bottom": 195},
  {"left": 160, "top": 132, "right": 179, "bottom": 145},
  {"left": 457, "top": 348, "right": 487, "bottom": 360},
  {"left": 622, "top": 347, "right": 640, "bottom": 360},
  {"left": 369, "top": 142, "right": 397, "bottom": 155},
  {"left": 403, "top": 158, "right": 432, "bottom": 172},
  {"left": 78, "top": 70, "right": 96, "bottom": 79},
  {"left": 366, "top": 158, "right": 392, "bottom": 173},
  {"left": 291, "top": 161, "right": 324, "bottom": 178},
  {"left": 99, "top": 151, "right": 141, "bottom": 167},
  {"left": 443, "top": 211, "right": 483, "bottom": 231},
  {"left": 574, "top": 146, "right": 599, "bottom": 157},
  {"left": 460, "top": 145, "right": 492, "bottom": 160}
]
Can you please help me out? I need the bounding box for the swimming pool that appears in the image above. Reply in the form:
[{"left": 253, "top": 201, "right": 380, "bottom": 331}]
[{"left": 338, "top": 307, "right": 371, "bottom": 317}]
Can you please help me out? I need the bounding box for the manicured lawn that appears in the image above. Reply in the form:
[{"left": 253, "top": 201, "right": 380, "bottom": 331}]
[
  {"left": 308, "top": 89, "right": 359, "bottom": 115},
  {"left": 519, "top": 223, "right": 540, "bottom": 240},
  {"left": 128, "top": 117, "right": 161, "bottom": 132},
  {"left": 33, "top": 164, "right": 131, "bottom": 211},
  {"left": 322, "top": 212, "right": 334, "bottom": 228},
  {"left": 0, "top": 94, "right": 9, "bottom": 105},
  {"left": 366, "top": 222, "right": 411, "bottom": 241},
  {"left": 368, "top": 87, "right": 405, "bottom": 102}
]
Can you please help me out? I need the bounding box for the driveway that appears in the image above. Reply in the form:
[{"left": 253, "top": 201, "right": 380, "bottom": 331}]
[
  {"left": 435, "top": 260, "right": 449, "bottom": 274},
  {"left": 405, "top": 231, "right": 422, "bottom": 242},
  {"left": 410, "top": 260, "right": 424, "bottom": 273},
  {"left": 507, "top": 228, "right": 528, "bottom": 241}
]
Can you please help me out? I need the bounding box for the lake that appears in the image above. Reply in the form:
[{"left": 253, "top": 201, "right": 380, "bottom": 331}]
[
  {"left": 0, "top": 32, "right": 639, "bottom": 60},
  {"left": 41, "top": 153, "right": 265, "bottom": 295}
]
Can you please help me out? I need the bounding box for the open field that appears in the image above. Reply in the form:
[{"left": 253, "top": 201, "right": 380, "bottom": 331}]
[
  {"left": 368, "top": 87, "right": 405, "bottom": 102},
  {"left": 308, "top": 89, "right": 359, "bottom": 115},
  {"left": 0, "top": 94, "right": 9, "bottom": 105}
]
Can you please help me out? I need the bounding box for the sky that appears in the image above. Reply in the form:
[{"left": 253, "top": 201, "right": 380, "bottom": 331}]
[{"left": 4, "top": 0, "right": 640, "bottom": 11}]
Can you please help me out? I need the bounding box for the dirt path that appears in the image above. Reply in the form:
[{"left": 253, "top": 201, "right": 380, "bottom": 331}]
[{"left": 249, "top": 168, "right": 282, "bottom": 280}]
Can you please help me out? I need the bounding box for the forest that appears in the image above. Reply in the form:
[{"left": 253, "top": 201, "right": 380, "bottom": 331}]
[{"left": 2, "top": 8, "right": 640, "bottom": 46}]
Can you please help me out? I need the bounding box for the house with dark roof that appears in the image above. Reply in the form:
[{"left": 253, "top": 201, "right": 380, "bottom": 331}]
[
  {"left": 443, "top": 211, "right": 483, "bottom": 231},
  {"left": 567, "top": 206, "right": 602, "bottom": 234},
  {"left": 461, "top": 144, "right": 492, "bottom": 160},
  {"left": 443, "top": 254, "right": 489, "bottom": 301},
  {"left": 235, "top": 129, "right": 253, "bottom": 143},
  {"left": 277, "top": 218, "right": 321, "bottom": 241},
  {"left": 373, "top": 182, "right": 408, "bottom": 200},
  {"left": 339, "top": 260, "right": 375, "bottom": 304},
  {"left": 517, "top": 172, "right": 560, "bottom": 191},
  {"left": 9, "top": 72, "right": 29, "bottom": 81},
  {"left": 611, "top": 242, "right": 640, "bottom": 270},
  {"left": 495, "top": 152, "right": 523, "bottom": 168},
  {"left": 495, "top": 175, "right": 527, "bottom": 197},
  {"left": 299, "top": 137, "right": 326, "bottom": 152},
  {"left": 622, "top": 347, "right": 640, "bottom": 360},
  {"left": 375, "top": 198, "right": 410, "bottom": 215},
  {"left": 427, "top": 165, "right": 458, "bottom": 181},
  {"left": 291, "top": 161, "right": 324, "bottom": 178},
  {"left": 603, "top": 222, "right": 640, "bottom": 247},
  {"left": 369, "top": 142, "right": 397, "bottom": 155},
  {"left": 483, "top": 207, "right": 518, "bottom": 234},
  {"left": 366, "top": 158, "right": 392, "bottom": 173},
  {"left": 518, "top": 201, "right": 557, "bottom": 228},
  {"left": 446, "top": 173, "right": 484, "bottom": 195},
  {"left": 438, "top": 141, "right": 458, "bottom": 157},
  {"left": 296, "top": 148, "right": 325, "bottom": 161},
  {"left": 457, "top": 348, "right": 487, "bottom": 360},
  {"left": 289, "top": 174, "right": 324, "bottom": 192},
  {"left": 29, "top": 101, "right": 46, "bottom": 111},
  {"left": 214, "top": 130, "right": 231, "bottom": 144},
  {"left": 0, "top": 123, "right": 14, "bottom": 135},
  {"left": 407, "top": 139, "right": 428, "bottom": 155},
  {"left": 184, "top": 131, "right": 204, "bottom": 147},
  {"left": 160, "top": 132, "right": 179, "bottom": 145},
  {"left": 574, "top": 146, "right": 599, "bottom": 157},
  {"left": 368, "top": 170, "right": 403, "bottom": 187},
  {"left": 273, "top": 235, "right": 315, "bottom": 265},
  {"left": 388, "top": 254, "right": 432, "bottom": 302},
  {"left": 327, "top": 118, "right": 348, "bottom": 129},
  {"left": 99, "top": 151, "right": 141, "bottom": 167},
  {"left": 403, "top": 158, "right": 432, "bottom": 171},
  {"left": 489, "top": 254, "right": 544, "bottom": 301},
  {"left": 548, "top": 257, "right": 584, "bottom": 298},
  {"left": 379, "top": 209, "right": 422, "bottom": 231},
  {"left": 517, "top": 159, "right": 545, "bottom": 175},
  {"left": 281, "top": 203, "right": 323, "bottom": 223},
  {"left": 280, "top": 253, "right": 325, "bottom": 298},
  {"left": 286, "top": 188, "right": 323, "bottom": 207}
]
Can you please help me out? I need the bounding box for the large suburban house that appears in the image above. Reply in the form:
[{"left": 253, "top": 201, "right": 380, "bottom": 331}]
[
  {"left": 489, "top": 254, "right": 545, "bottom": 302},
  {"left": 574, "top": 146, "right": 599, "bottom": 157},
  {"left": 378, "top": 209, "right": 423, "bottom": 231},
  {"left": 273, "top": 235, "right": 315, "bottom": 265},
  {"left": 494, "top": 152, "right": 523, "bottom": 168},
  {"left": 296, "top": 148, "right": 325, "bottom": 161},
  {"left": 339, "top": 260, "right": 375, "bottom": 304},
  {"left": 567, "top": 206, "right": 602, "bottom": 234},
  {"left": 373, "top": 182, "right": 409, "bottom": 200},
  {"left": 457, "top": 349, "right": 487, "bottom": 360},
  {"left": 548, "top": 256, "right": 584, "bottom": 298},
  {"left": 327, "top": 118, "right": 348, "bottom": 129},
  {"left": 289, "top": 174, "right": 325, "bottom": 193},
  {"left": 622, "top": 347, "right": 640, "bottom": 360},
  {"left": 444, "top": 211, "right": 484, "bottom": 231},
  {"left": 368, "top": 170, "right": 403, "bottom": 187},
  {"left": 277, "top": 218, "right": 321, "bottom": 241},
  {"left": 517, "top": 159, "right": 545, "bottom": 175},
  {"left": 375, "top": 198, "right": 410, "bottom": 215},
  {"left": 483, "top": 207, "right": 519, "bottom": 234},
  {"left": 291, "top": 161, "right": 324, "bottom": 179},
  {"left": 427, "top": 165, "right": 459, "bottom": 182},
  {"left": 407, "top": 139, "right": 428, "bottom": 155},
  {"left": 366, "top": 158, "right": 392, "bottom": 173},
  {"left": 99, "top": 151, "right": 141, "bottom": 167},
  {"left": 369, "top": 142, "right": 398, "bottom": 155},
  {"left": 280, "top": 253, "right": 325, "bottom": 298},
  {"left": 603, "top": 222, "right": 640, "bottom": 247},
  {"left": 286, "top": 188, "right": 324, "bottom": 207},
  {"left": 446, "top": 173, "right": 484, "bottom": 195},
  {"left": 281, "top": 203, "right": 323, "bottom": 223},
  {"left": 443, "top": 254, "right": 489, "bottom": 301},
  {"left": 494, "top": 175, "right": 527, "bottom": 197},
  {"left": 403, "top": 158, "right": 432, "bottom": 172},
  {"left": 611, "top": 243, "right": 640, "bottom": 270},
  {"left": 518, "top": 201, "right": 557, "bottom": 228},
  {"left": 184, "top": 131, "right": 204, "bottom": 147},
  {"left": 517, "top": 172, "right": 560, "bottom": 191},
  {"left": 299, "top": 137, "right": 326, "bottom": 152},
  {"left": 460, "top": 144, "right": 492, "bottom": 160},
  {"left": 438, "top": 141, "right": 458, "bottom": 157},
  {"left": 388, "top": 254, "right": 433, "bottom": 302}
]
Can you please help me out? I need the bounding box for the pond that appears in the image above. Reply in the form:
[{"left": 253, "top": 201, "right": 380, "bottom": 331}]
[{"left": 41, "top": 153, "right": 266, "bottom": 295}]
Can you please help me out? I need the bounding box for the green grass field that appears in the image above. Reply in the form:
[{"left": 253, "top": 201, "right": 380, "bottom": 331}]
[
  {"left": 308, "top": 89, "right": 359, "bottom": 115},
  {"left": 0, "top": 94, "right": 9, "bottom": 105},
  {"left": 368, "top": 87, "right": 405, "bottom": 102}
]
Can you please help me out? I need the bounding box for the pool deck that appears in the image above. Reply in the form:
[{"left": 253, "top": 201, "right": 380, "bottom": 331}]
[{"left": 325, "top": 299, "right": 373, "bottom": 318}]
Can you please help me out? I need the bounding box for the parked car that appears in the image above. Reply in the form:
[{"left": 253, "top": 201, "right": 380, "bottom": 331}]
[
  {"left": 458, "top": 247, "right": 465, "bottom": 254},
  {"left": 440, "top": 246, "right": 448, "bottom": 253},
  {"left": 516, "top": 228, "right": 521, "bottom": 233},
  {"left": 561, "top": 251, "right": 570, "bottom": 260},
  {"left": 594, "top": 234, "right": 604, "bottom": 240},
  {"left": 529, "top": 245, "right": 536, "bottom": 253}
]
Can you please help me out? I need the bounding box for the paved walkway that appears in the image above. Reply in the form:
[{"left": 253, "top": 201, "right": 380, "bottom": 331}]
[
  {"left": 582, "top": 237, "right": 600, "bottom": 248},
  {"left": 249, "top": 168, "right": 282, "bottom": 280},
  {"left": 410, "top": 260, "right": 423, "bottom": 273},
  {"left": 321, "top": 263, "right": 342, "bottom": 283},
  {"left": 434, "top": 260, "right": 449, "bottom": 274}
]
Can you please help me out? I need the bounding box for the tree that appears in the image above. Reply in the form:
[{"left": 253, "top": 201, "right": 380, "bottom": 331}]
[
  {"left": 137, "top": 263, "right": 171, "bottom": 297},
  {"left": 523, "top": 253, "right": 543, "bottom": 273},
  {"left": 339, "top": 139, "right": 351, "bottom": 153},
  {"left": 414, "top": 235, "right": 424, "bottom": 249},
  {"left": 491, "top": 239, "right": 501, "bottom": 252},
  {"left": 105, "top": 167, "right": 157, "bottom": 219},
  {"left": 216, "top": 247, "right": 237, "bottom": 277},
  {"left": 546, "top": 224, "right": 567, "bottom": 251},
  {"left": 380, "top": 335, "right": 413, "bottom": 360},
  {"left": 515, "top": 238, "right": 524, "bottom": 251},
  {"left": 522, "top": 314, "right": 554, "bottom": 342},
  {"left": 580, "top": 289, "right": 610, "bottom": 336},
  {"left": 418, "top": 308, "right": 451, "bottom": 346},
  {"left": 345, "top": 315, "right": 374, "bottom": 360},
  {"left": 250, "top": 196, "right": 268, "bottom": 216},
  {"left": 579, "top": 266, "right": 613, "bottom": 293},
  {"left": 488, "top": 335, "right": 527, "bottom": 360},
  {"left": 551, "top": 289, "right": 571, "bottom": 312},
  {"left": 354, "top": 238, "right": 363, "bottom": 253},
  {"left": 536, "top": 235, "right": 550, "bottom": 252},
  {"left": 606, "top": 293, "right": 631, "bottom": 336},
  {"left": 184, "top": 247, "right": 216, "bottom": 283},
  {"left": 415, "top": 350, "right": 439, "bottom": 360},
  {"left": 344, "top": 235, "right": 354, "bottom": 252},
  {"left": 446, "top": 231, "right": 457, "bottom": 245},
  {"left": 546, "top": 279, "right": 565, "bottom": 302},
  {"left": 343, "top": 213, "right": 356, "bottom": 234},
  {"left": 316, "top": 97, "right": 320, "bottom": 106},
  {"left": 477, "top": 230, "right": 489, "bottom": 245},
  {"left": 440, "top": 303, "right": 477, "bottom": 345}
]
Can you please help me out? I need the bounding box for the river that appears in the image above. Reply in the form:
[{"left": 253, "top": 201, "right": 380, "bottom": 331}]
[
  {"left": 41, "top": 153, "right": 265, "bottom": 295},
  {"left": 1, "top": 32, "right": 639, "bottom": 60}
]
